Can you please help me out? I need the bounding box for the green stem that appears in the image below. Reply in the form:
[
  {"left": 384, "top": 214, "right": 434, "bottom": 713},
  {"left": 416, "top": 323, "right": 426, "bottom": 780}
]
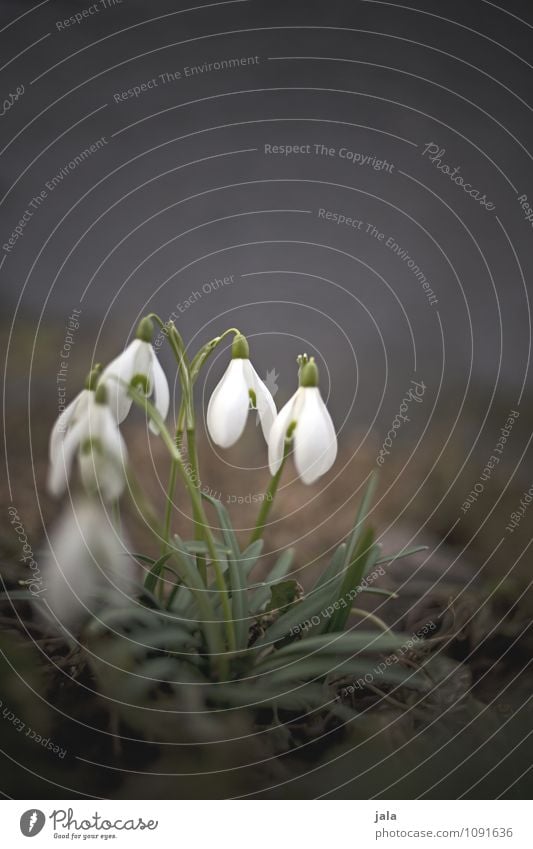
[
  {"left": 128, "top": 390, "right": 236, "bottom": 655},
  {"left": 186, "top": 427, "right": 200, "bottom": 486},
  {"left": 186, "top": 427, "right": 207, "bottom": 585},
  {"left": 126, "top": 385, "right": 180, "bottom": 462},
  {"left": 111, "top": 499, "right": 122, "bottom": 534},
  {"left": 189, "top": 327, "right": 241, "bottom": 382},
  {"left": 248, "top": 441, "right": 291, "bottom": 546},
  {"left": 162, "top": 459, "right": 178, "bottom": 554},
  {"left": 125, "top": 468, "right": 162, "bottom": 541},
  {"left": 127, "top": 328, "right": 238, "bottom": 665},
  {"left": 176, "top": 462, "right": 236, "bottom": 654}
]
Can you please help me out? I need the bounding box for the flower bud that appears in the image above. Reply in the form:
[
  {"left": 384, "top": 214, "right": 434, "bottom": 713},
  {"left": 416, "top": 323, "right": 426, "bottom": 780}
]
[
  {"left": 136, "top": 316, "right": 154, "bottom": 343},
  {"left": 231, "top": 333, "right": 249, "bottom": 359}
]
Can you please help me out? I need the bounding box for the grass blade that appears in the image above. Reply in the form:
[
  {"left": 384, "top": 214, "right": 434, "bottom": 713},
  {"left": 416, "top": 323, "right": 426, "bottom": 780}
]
[
  {"left": 143, "top": 552, "right": 173, "bottom": 594},
  {"left": 202, "top": 492, "right": 240, "bottom": 559},
  {"left": 326, "top": 528, "right": 377, "bottom": 633}
]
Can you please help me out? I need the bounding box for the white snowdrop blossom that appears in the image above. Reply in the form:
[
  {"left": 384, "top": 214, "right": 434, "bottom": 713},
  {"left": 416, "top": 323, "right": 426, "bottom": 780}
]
[
  {"left": 49, "top": 366, "right": 101, "bottom": 467},
  {"left": 268, "top": 358, "right": 337, "bottom": 484},
  {"left": 47, "top": 385, "right": 128, "bottom": 501},
  {"left": 207, "top": 333, "right": 276, "bottom": 448},
  {"left": 100, "top": 317, "right": 169, "bottom": 434},
  {"left": 40, "top": 499, "right": 135, "bottom": 630}
]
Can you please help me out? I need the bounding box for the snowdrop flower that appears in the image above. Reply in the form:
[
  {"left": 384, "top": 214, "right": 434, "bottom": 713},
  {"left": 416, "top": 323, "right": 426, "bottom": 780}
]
[
  {"left": 207, "top": 333, "right": 276, "bottom": 448},
  {"left": 100, "top": 316, "right": 169, "bottom": 434},
  {"left": 40, "top": 498, "right": 135, "bottom": 631},
  {"left": 47, "top": 383, "right": 128, "bottom": 501},
  {"left": 268, "top": 357, "right": 337, "bottom": 484},
  {"left": 49, "top": 365, "right": 101, "bottom": 466}
]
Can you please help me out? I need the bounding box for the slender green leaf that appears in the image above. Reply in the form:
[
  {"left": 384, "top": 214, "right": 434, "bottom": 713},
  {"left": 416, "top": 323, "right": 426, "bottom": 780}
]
[
  {"left": 252, "top": 580, "right": 335, "bottom": 648},
  {"left": 167, "top": 583, "right": 194, "bottom": 614},
  {"left": 213, "top": 681, "right": 332, "bottom": 712},
  {"left": 132, "top": 553, "right": 157, "bottom": 565},
  {"left": 241, "top": 539, "right": 265, "bottom": 578},
  {"left": 359, "top": 586, "right": 399, "bottom": 599},
  {"left": 343, "top": 473, "right": 378, "bottom": 569},
  {"left": 313, "top": 542, "right": 347, "bottom": 592},
  {"left": 87, "top": 606, "right": 196, "bottom": 639},
  {"left": 126, "top": 657, "right": 203, "bottom": 693},
  {"left": 202, "top": 492, "right": 240, "bottom": 559},
  {"left": 130, "top": 626, "right": 201, "bottom": 654},
  {"left": 170, "top": 533, "right": 223, "bottom": 656},
  {"left": 376, "top": 545, "right": 428, "bottom": 567},
  {"left": 263, "top": 656, "right": 426, "bottom": 690},
  {"left": 87, "top": 606, "right": 155, "bottom": 635},
  {"left": 257, "top": 630, "right": 412, "bottom": 665},
  {"left": 180, "top": 540, "right": 231, "bottom": 557},
  {"left": 263, "top": 547, "right": 295, "bottom": 584},
  {"left": 228, "top": 552, "right": 248, "bottom": 650},
  {"left": 144, "top": 552, "right": 173, "bottom": 594},
  {"left": 327, "top": 528, "right": 377, "bottom": 633}
]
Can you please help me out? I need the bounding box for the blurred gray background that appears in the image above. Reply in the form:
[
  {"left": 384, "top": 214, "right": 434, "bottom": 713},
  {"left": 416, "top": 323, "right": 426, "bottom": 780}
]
[{"left": 1, "top": 0, "right": 532, "bottom": 581}]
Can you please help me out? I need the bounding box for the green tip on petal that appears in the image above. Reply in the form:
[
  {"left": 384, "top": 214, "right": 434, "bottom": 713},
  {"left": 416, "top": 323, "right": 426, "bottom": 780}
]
[
  {"left": 80, "top": 436, "right": 102, "bottom": 455},
  {"left": 130, "top": 373, "right": 150, "bottom": 393},
  {"left": 232, "top": 332, "right": 249, "bottom": 359},
  {"left": 286, "top": 420, "right": 297, "bottom": 440},
  {"left": 94, "top": 383, "right": 108, "bottom": 405},
  {"left": 299, "top": 358, "right": 319, "bottom": 388},
  {"left": 136, "top": 316, "right": 154, "bottom": 343},
  {"left": 84, "top": 364, "right": 102, "bottom": 391}
]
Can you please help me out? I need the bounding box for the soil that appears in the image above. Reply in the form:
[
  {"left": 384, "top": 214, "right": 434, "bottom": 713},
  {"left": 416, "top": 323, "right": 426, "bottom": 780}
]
[{"left": 1, "top": 362, "right": 532, "bottom": 799}]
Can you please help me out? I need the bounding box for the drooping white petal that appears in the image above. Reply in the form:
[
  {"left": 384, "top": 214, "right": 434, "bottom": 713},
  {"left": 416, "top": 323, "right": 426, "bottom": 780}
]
[
  {"left": 100, "top": 338, "right": 144, "bottom": 423},
  {"left": 40, "top": 499, "right": 135, "bottom": 631},
  {"left": 49, "top": 389, "right": 90, "bottom": 464},
  {"left": 79, "top": 450, "right": 126, "bottom": 502},
  {"left": 243, "top": 360, "right": 277, "bottom": 443},
  {"left": 147, "top": 347, "right": 170, "bottom": 434},
  {"left": 79, "top": 401, "right": 127, "bottom": 501},
  {"left": 207, "top": 359, "right": 250, "bottom": 448},
  {"left": 294, "top": 387, "right": 337, "bottom": 484},
  {"left": 100, "top": 403, "right": 127, "bottom": 465},
  {"left": 47, "top": 416, "right": 88, "bottom": 497},
  {"left": 268, "top": 391, "right": 300, "bottom": 475},
  {"left": 132, "top": 338, "right": 152, "bottom": 376}
]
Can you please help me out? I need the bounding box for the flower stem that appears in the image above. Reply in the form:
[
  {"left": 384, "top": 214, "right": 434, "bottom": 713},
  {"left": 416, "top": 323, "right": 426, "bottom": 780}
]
[
  {"left": 186, "top": 427, "right": 207, "bottom": 585},
  {"left": 131, "top": 395, "right": 236, "bottom": 656},
  {"left": 248, "top": 439, "right": 291, "bottom": 546},
  {"left": 176, "top": 462, "right": 237, "bottom": 655},
  {"left": 125, "top": 468, "right": 162, "bottom": 540},
  {"left": 128, "top": 326, "right": 237, "bottom": 664},
  {"left": 111, "top": 499, "right": 122, "bottom": 533},
  {"left": 162, "top": 458, "right": 178, "bottom": 554},
  {"left": 189, "top": 327, "right": 241, "bottom": 382}
]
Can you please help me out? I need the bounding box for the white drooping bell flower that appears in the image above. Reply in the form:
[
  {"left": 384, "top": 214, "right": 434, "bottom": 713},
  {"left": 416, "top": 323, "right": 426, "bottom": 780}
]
[
  {"left": 268, "top": 357, "right": 337, "bottom": 484},
  {"left": 206, "top": 333, "right": 276, "bottom": 448},
  {"left": 49, "top": 365, "right": 101, "bottom": 467},
  {"left": 100, "top": 316, "right": 169, "bottom": 434},
  {"left": 40, "top": 498, "right": 135, "bottom": 631},
  {"left": 47, "top": 383, "right": 128, "bottom": 501}
]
